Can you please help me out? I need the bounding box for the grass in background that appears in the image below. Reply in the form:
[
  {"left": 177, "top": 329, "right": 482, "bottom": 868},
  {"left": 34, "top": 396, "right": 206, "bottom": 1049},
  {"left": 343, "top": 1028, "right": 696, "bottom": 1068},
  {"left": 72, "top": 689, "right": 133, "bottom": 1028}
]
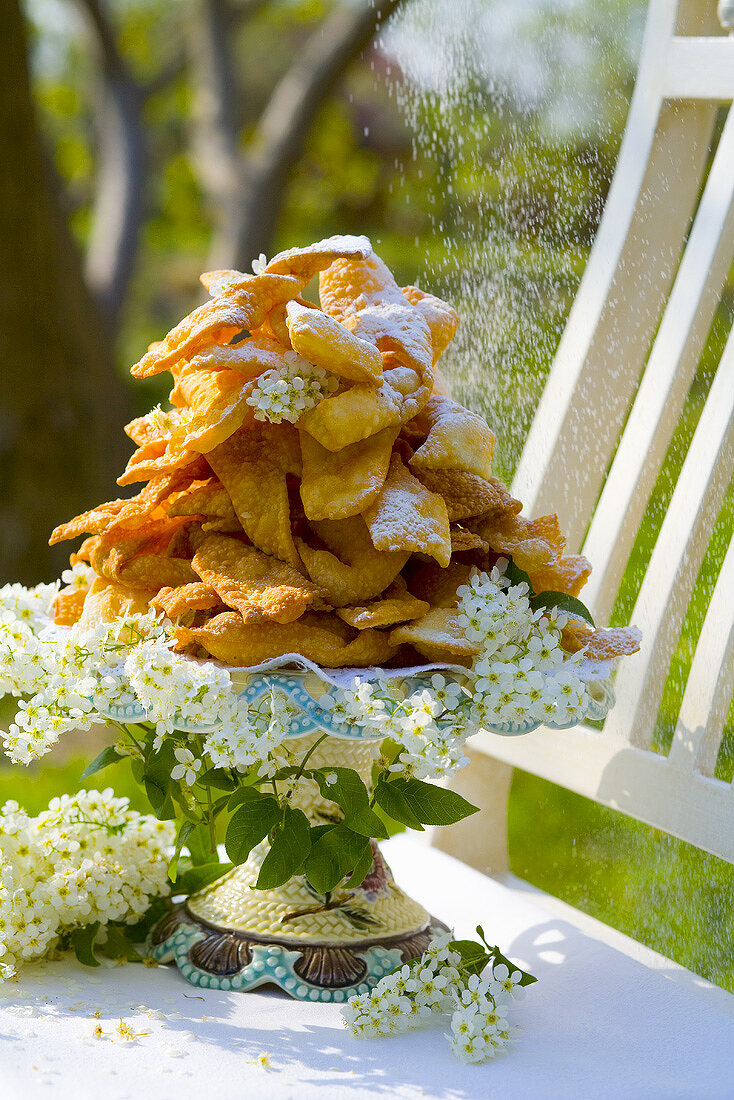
[{"left": 509, "top": 773, "right": 734, "bottom": 992}]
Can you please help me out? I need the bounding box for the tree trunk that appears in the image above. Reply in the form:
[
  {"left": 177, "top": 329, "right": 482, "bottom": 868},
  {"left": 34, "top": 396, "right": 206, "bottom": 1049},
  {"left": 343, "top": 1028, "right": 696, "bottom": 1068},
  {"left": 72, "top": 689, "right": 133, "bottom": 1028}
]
[
  {"left": 78, "top": 0, "right": 148, "bottom": 333},
  {"left": 195, "top": 0, "right": 405, "bottom": 271},
  {"left": 0, "top": 0, "right": 132, "bottom": 585}
]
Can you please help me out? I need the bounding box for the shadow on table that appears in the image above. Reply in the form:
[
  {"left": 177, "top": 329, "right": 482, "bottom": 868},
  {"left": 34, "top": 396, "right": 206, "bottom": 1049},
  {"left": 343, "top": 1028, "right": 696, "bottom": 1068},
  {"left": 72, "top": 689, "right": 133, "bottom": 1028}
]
[
  {"left": 503, "top": 913, "right": 732, "bottom": 1008},
  {"left": 156, "top": 984, "right": 480, "bottom": 1097}
]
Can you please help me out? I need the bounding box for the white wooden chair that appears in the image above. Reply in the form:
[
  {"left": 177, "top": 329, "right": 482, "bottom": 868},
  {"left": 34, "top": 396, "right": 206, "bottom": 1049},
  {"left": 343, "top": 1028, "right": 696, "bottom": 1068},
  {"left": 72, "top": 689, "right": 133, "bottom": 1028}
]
[{"left": 435, "top": 0, "right": 734, "bottom": 904}]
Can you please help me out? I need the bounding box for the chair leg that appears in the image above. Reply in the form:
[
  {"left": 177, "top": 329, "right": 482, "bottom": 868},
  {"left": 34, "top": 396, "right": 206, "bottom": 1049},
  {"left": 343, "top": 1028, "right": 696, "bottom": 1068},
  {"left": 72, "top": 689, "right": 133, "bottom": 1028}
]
[{"left": 431, "top": 749, "right": 514, "bottom": 876}]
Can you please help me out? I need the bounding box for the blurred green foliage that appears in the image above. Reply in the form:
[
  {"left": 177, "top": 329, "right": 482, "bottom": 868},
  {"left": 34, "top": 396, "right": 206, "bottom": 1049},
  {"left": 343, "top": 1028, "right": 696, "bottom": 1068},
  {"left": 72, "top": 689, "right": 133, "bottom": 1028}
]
[{"left": 13, "top": 0, "right": 733, "bottom": 988}]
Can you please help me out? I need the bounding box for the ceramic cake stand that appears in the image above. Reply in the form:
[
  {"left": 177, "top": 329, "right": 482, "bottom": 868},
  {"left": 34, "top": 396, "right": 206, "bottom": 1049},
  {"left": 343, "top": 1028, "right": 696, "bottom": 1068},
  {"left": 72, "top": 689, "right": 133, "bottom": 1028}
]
[{"left": 142, "top": 667, "right": 614, "bottom": 1002}]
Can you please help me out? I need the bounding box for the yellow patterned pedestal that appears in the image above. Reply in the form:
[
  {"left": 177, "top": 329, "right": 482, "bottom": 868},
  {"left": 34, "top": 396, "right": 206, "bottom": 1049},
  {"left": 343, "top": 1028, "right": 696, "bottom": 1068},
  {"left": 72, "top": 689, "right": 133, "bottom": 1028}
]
[{"left": 150, "top": 730, "right": 446, "bottom": 1001}]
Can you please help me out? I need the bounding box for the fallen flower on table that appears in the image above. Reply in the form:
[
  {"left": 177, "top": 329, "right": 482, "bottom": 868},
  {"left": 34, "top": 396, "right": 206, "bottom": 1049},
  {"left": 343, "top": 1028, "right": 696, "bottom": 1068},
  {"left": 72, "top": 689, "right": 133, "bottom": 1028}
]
[{"left": 341, "top": 926, "right": 536, "bottom": 1065}]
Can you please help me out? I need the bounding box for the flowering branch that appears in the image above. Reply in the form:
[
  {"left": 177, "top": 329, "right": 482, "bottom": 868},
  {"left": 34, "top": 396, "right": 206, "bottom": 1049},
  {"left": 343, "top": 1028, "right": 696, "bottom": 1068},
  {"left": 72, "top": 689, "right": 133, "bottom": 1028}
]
[{"left": 342, "top": 927, "right": 537, "bottom": 1064}]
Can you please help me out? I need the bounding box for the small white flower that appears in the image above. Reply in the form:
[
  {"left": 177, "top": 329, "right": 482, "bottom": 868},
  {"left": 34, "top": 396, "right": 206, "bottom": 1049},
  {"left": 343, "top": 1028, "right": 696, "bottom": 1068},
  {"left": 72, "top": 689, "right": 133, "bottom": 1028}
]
[{"left": 171, "top": 746, "right": 201, "bottom": 787}]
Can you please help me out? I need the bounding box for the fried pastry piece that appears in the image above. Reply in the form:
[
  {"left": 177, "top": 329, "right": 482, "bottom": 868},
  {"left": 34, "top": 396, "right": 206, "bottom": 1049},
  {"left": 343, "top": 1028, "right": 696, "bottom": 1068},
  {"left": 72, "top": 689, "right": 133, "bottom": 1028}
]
[
  {"left": 336, "top": 577, "right": 429, "bottom": 630},
  {"left": 263, "top": 234, "right": 373, "bottom": 279},
  {"left": 78, "top": 577, "right": 157, "bottom": 629},
  {"left": 363, "top": 454, "right": 451, "bottom": 568},
  {"left": 528, "top": 555, "right": 592, "bottom": 598},
  {"left": 117, "top": 439, "right": 178, "bottom": 486},
  {"left": 167, "top": 367, "right": 257, "bottom": 454},
  {"left": 560, "top": 617, "right": 594, "bottom": 654},
  {"left": 146, "top": 254, "right": 365, "bottom": 381},
  {"left": 176, "top": 610, "right": 396, "bottom": 668},
  {"left": 450, "top": 526, "right": 489, "bottom": 554},
  {"left": 297, "top": 373, "right": 404, "bottom": 451},
  {"left": 53, "top": 585, "right": 89, "bottom": 627},
  {"left": 582, "top": 626, "right": 642, "bottom": 661},
  {"left": 401, "top": 286, "right": 458, "bottom": 365},
  {"left": 319, "top": 254, "right": 434, "bottom": 391},
  {"left": 407, "top": 561, "right": 473, "bottom": 608},
  {"left": 90, "top": 517, "right": 197, "bottom": 589},
  {"left": 299, "top": 427, "right": 397, "bottom": 521},
  {"left": 207, "top": 425, "right": 302, "bottom": 570},
  {"left": 469, "top": 512, "right": 565, "bottom": 573},
  {"left": 131, "top": 300, "right": 257, "bottom": 380},
  {"left": 50, "top": 498, "right": 132, "bottom": 545},
  {"left": 414, "top": 468, "right": 522, "bottom": 523},
  {"left": 50, "top": 462, "right": 205, "bottom": 545},
  {"left": 151, "top": 582, "right": 222, "bottom": 619},
  {"left": 199, "top": 236, "right": 371, "bottom": 308},
  {"left": 409, "top": 396, "right": 495, "bottom": 481},
  {"left": 296, "top": 517, "right": 408, "bottom": 607},
  {"left": 70, "top": 536, "right": 98, "bottom": 565},
  {"left": 167, "top": 478, "right": 240, "bottom": 530},
  {"left": 389, "top": 607, "right": 478, "bottom": 663},
  {"left": 192, "top": 534, "right": 327, "bottom": 624},
  {"left": 184, "top": 335, "right": 288, "bottom": 379},
  {"left": 285, "top": 300, "right": 382, "bottom": 385}
]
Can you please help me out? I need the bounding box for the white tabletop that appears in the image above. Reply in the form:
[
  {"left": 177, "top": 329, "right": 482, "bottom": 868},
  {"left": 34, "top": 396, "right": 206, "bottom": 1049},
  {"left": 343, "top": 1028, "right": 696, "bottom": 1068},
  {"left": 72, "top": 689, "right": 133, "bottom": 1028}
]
[{"left": 1, "top": 835, "right": 732, "bottom": 1100}]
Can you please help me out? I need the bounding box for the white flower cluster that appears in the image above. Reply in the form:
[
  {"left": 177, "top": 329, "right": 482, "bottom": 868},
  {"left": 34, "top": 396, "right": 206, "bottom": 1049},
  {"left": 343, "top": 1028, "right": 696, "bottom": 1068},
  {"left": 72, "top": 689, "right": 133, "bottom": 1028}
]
[
  {"left": 324, "top": 564, "right": 591, "bottom": 778},
  {"left": 246, "top": 351, "right": 338, "bottom": 424},
  {"left": 0, "top": 585, "right": 293, "bottom": 779},
  {"left": 325, "top": 675, "right": 472, "bottom": 781},
  {"left": 203, "top": 685, "right": 296, "bottom": 777},
  {"left": 342, "top": 932, "right": 525, "bottom": 1064},
  {"left": 457, "top": 568, "right": 589, "bottom": 729},
  {"left": 0, "top": 789, "right": 174, "bottom": 982}
]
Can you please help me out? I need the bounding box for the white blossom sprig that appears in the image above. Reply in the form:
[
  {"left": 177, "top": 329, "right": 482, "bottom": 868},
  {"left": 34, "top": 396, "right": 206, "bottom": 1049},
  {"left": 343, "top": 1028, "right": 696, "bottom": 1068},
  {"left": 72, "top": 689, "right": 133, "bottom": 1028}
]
[
  {"left": 341, "top": 927, "right": 536, "bottom": 1064},
  {"left": 246, "top": 350, "right": 338, "bottom": 424},
  {"left": 0, "top": 789, "right": 174, "bottom": 983}
]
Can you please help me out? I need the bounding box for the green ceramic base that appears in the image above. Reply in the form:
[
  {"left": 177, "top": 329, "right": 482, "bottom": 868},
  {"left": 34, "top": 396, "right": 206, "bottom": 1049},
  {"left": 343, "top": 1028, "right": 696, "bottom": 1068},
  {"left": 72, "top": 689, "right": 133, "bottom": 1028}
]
[{"left": 149, "top": 908, "right": 447, "bottom": 1002}]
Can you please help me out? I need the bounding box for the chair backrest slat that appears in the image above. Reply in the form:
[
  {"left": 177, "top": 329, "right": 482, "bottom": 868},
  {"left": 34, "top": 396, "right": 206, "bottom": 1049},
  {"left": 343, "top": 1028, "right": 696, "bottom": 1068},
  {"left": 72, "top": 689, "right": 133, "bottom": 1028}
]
[
  {"left": 668, "top": 535, "right": 734, "bottom": 776},
  {"left": 663, "top": 37, "right": 734, "bottom": 99},
  {"left": 603, "top": 327, "right": 734, "bottom": 748},
  {"left": 581, "top": 106, "right": 734, "bottom": 622},
  {"left": 511, "top": 97, "right": 716, "bottom": 546}
]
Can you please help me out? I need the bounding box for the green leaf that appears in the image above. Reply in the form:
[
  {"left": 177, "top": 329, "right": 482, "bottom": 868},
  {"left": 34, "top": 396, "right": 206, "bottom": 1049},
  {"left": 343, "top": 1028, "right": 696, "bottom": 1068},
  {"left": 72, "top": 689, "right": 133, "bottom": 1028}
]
[
  {"left": 198, "top": 768, "right": 238, "bottom": 791},
  {"left": 373, "top": 776, "right": 423, "bottom": 831},
  {"left": 381, "top": 778, "right": 478, "bottom": 827},
  {"left": 70, "top": 922, "right": 100, "bottom": 968},
  {"left": 490, "top": 945, "right": 538, "bottom": 987},
  {"left": 96, "top": 924, "right": 142, "bottom": 963},
  {"left": 308, "top": 824, "right": 333, "bottom": 845},
  {"left": 225, "top": 795, "right": 281, "bottom": 864},
  {"left": 451, "top": 939, "right": 492, "bottom": 977},
  {"left": 227, "top": 784, "right": 266, "bottom": 812},
  {"left": 505, "top": 556, "right": 535, "bottom": 594},
  {"left": 124, "top": 897, "right": 169, "bottom": 943},
  {"left": 256, "top": 807, "right": 311, "bottom": 890},
  {"left": 345, "top": 840, "right": 375, "bottom": 889},
  {"left": 168, "top": 820, "right": 197, "bottom": 882},
  {"left": 177, "top": 861, "right": 233, "bottom": 895},
  {"left": 185, "top": 822, "right": 217, "bottom": 865},
  {"left": 142, "top": 740, "right": 178, "bottom": 819},
  {"left": 529, "top": 590, "right": 595, "bottom": 628},
  {"left": 304, "top": 824, "right": 371, "bottom": 894},
  {"left": 81, "top": 745, "right": 124, "bottom": 780},
  {"left": 313, "top": 767, "right": 388, "bottom": 839}
]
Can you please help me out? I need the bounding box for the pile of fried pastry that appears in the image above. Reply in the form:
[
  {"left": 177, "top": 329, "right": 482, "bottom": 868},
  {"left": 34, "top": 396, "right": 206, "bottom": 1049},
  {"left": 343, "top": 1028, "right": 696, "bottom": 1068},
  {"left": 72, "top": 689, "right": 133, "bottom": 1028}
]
[{"left": 51, "top": 235, "right": 633, "bottom": 669}]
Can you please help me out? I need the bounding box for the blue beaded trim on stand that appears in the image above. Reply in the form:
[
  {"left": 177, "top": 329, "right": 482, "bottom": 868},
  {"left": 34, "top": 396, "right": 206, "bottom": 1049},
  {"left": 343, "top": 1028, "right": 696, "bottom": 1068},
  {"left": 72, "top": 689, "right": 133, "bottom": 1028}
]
[
  {"left": 149, "top": 918, "right": 427, "bottom": 1002},
  {"left": 99, "top": 670, "right": 615, "bottom": 740}
]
